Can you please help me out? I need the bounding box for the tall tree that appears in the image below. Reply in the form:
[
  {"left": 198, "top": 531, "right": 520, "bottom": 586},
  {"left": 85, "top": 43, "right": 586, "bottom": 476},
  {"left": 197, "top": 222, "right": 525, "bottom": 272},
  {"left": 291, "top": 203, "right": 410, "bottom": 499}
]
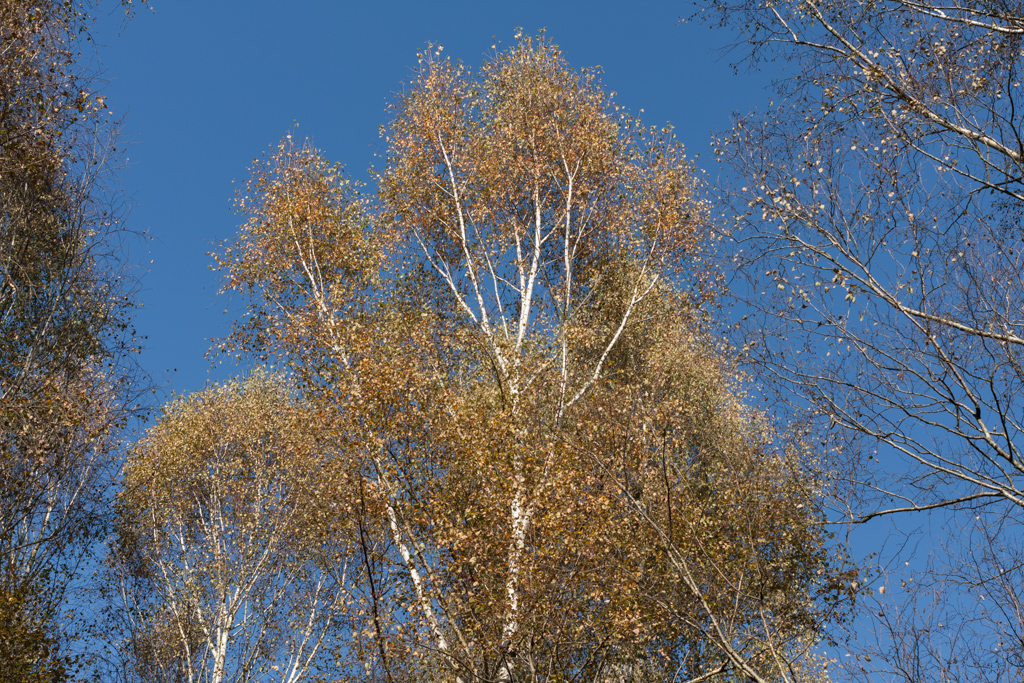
[
  {"left": 0, "top": 0, "right": 145, "bottom": 676},
  {"left": 216, "top": 35, "right": 852, "bottom": 683},
  {"left": 696, "top": 0, "right": 1024, "bottom": 680}
]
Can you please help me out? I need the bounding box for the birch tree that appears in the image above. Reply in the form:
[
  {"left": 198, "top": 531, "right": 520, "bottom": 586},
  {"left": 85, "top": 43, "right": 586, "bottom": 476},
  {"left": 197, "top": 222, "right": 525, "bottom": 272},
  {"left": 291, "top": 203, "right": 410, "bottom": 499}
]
[
  {"left": 110, "top": 373, "right": 355, "bottom": 683},
  {"left": 1, "top": 1, "right": 146, "bottom": 675},
  {"left": 374, "top": 37, "right": 709, "bottom": 680},
  {"left": 695, "top": 0, "right": 1024, "bottom": 680},
  {"left": 217, "top": 34, "right": 852, "bottom": 683}
]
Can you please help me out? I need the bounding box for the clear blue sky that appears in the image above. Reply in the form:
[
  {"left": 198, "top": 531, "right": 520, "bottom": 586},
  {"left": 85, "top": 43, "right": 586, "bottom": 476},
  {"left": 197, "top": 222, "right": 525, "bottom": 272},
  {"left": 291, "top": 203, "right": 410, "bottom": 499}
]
[{"left": 93, "top": 0, "right": 773, "bottom": 402}]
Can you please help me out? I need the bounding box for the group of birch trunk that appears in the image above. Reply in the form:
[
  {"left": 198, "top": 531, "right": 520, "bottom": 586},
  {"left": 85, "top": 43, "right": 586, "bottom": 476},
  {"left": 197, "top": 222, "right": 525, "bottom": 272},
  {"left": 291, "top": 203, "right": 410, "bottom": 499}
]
[{"left": 110, "top": 37, "right": 854, "bottom": 683}]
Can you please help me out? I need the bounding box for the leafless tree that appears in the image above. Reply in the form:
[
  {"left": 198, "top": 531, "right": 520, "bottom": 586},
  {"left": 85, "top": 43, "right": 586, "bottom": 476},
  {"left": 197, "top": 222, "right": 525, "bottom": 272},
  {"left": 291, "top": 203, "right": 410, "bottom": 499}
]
[{"left": 694, "top": 0, "right": 1024, "bottom": 680}]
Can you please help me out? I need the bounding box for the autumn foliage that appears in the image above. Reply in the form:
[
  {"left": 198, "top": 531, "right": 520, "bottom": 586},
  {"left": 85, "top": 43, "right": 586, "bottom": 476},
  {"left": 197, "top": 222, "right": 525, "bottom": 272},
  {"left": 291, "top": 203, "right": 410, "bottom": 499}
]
[
  {"left": 112, "top": 35, "right": 855, "bottom": 683},
  {"left": 1, "top": 1, "right": 145, "bottom": 678}
]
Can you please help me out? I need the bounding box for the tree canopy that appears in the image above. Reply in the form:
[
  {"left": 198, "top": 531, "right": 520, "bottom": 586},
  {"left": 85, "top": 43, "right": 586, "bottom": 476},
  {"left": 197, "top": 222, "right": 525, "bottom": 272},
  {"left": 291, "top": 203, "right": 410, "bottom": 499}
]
[
  {"left": 5, "top": 5, "right": 958, "bottom": 682},
  {"left": 1, "top": 1, "right": 145, "bottom": 678},
  {"left": 199, "top": 34, "right": 853, "bottom": 683}
]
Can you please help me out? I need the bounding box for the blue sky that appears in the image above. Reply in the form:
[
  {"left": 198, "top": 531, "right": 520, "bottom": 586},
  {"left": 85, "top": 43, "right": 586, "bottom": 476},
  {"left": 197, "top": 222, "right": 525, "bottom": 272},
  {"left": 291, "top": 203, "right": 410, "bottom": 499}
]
[{"left": 92, "top": 0, "right": 774, "bottom": 402}]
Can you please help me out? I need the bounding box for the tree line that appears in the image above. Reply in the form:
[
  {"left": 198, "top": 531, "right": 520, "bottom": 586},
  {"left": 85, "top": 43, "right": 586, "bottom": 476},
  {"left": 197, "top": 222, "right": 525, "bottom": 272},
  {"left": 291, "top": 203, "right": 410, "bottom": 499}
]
[{"left": 2, "top": 1, "right": 1022, "bottom": 682}]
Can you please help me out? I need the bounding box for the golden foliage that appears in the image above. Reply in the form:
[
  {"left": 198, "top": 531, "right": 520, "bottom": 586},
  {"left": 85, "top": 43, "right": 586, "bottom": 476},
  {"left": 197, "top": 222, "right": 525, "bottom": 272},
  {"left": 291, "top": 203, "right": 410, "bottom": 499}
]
[
  {"left": 203, "top": 34, "right": 852, "bottom": 683},
  {"left": 115, "top": 372, "right": 355, "bottom": 683},
  {"left": 1, "top": 1, "right": 144, "bottom": 675}
]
